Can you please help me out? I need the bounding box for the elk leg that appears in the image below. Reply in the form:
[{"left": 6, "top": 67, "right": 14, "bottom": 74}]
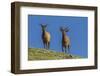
[
  {"left": 48, "top": 42, "right": 50, "bottom": 49},
  {"left": 62, "top": 46, "right": 64, "bottom": 53},
  {"left": 68, "top": 45, "right": 70, "bottom": 53},
  {"left": 43, "top": 42, "right": 46, "bottom": 49},
  {"left": 46, "top": 42, "right": 48, "bottom": 49},
  {"left": 65, "top": 46, "right": 67, "bottom": 53},
  {"left": 44, "top": 43, "right": 45, "bottom": 49}
]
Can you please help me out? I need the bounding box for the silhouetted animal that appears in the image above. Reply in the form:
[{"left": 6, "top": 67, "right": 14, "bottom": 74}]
[
  {"left": 60, "top": 27, "right": 70, "bottom": 53},
  {"left": 41, "top": 24, "right": 51, "bottom": 49}
]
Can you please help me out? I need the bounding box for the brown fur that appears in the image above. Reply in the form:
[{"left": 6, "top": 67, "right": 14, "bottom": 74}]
[
  {"left": 60, "top": 27, "right": 70, "bottom": 53},
  {"left": 41, "top": 24, "right": 51, "bottom": 49}
]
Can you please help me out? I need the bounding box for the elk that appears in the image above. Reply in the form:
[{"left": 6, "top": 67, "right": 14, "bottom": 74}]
[
  {"left": 60, "top": 27, "right": 70, "bottom": 53},
  {"left": 41, "top": 24, "right": 51, "bottom": 49}
]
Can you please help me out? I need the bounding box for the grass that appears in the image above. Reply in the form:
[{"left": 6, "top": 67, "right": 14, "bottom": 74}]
[{"left": 28, "top": 48, "right": 82, "bottom": 60}]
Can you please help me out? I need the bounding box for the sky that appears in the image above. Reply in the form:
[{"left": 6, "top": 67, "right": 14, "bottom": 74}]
[{"left": 28, "top": 15, "right": 88, "bottom": 58}]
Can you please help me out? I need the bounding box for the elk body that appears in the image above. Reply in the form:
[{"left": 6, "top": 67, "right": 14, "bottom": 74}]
[
  {"left": 60, "top": 27, "right": 70, "bottom": 53},
  {"left": 41, "top": 24, "right": 51, "bottom": 49}
]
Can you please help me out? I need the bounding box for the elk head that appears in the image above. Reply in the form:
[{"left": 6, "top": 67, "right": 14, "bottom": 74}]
[
  {"left": 40, "top": 24, "right": 47, "bottom": 32},
  {"left": 60, "top": 26, "right": 69, "bottom": 33}
]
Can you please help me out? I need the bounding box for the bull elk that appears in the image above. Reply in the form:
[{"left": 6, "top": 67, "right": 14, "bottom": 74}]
[
  {"left": 60, "top": 27, "right": 70, "bottom": 53},
  {"left": 41, "top": 24, "right": 51, "bottom": 49}
]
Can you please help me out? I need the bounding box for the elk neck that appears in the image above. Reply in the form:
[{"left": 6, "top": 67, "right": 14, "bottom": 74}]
[
  {"left": 62, "top": 31, "right": 67, "bottom": 38},
  {"left": 42, "top": 30, "right": 46, "bottom": 35}
]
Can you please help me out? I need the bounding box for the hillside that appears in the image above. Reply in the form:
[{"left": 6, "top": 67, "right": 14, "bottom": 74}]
[{"left": 28, "top": 48, "right": 81, "bottom": 60}]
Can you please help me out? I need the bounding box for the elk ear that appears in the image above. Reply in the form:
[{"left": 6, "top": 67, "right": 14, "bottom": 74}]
[
  {"left": 65, "top": 27, "right": 69, "bottom": 32},
  {"left": 65, "top": 29, "right": 69, "bottom": 32}
]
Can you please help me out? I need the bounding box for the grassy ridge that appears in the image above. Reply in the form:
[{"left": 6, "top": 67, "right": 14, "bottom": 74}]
[{"left": 28, "top": 48, "right": 81, "bottom": 60}]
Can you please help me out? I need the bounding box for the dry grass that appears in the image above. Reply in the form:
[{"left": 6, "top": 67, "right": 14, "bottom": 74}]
[{"left": 28, "top": 48, "right": 81, "bottom": 60}]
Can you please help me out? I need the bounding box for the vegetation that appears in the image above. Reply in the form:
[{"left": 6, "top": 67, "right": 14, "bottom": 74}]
[{"left": 28, "top": 48, "right": 82, "bottom": 60}]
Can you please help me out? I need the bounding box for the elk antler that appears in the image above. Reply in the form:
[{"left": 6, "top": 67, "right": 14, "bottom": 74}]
[{"left": 65, "top": 27, "right": 69, "bottom": 32}]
